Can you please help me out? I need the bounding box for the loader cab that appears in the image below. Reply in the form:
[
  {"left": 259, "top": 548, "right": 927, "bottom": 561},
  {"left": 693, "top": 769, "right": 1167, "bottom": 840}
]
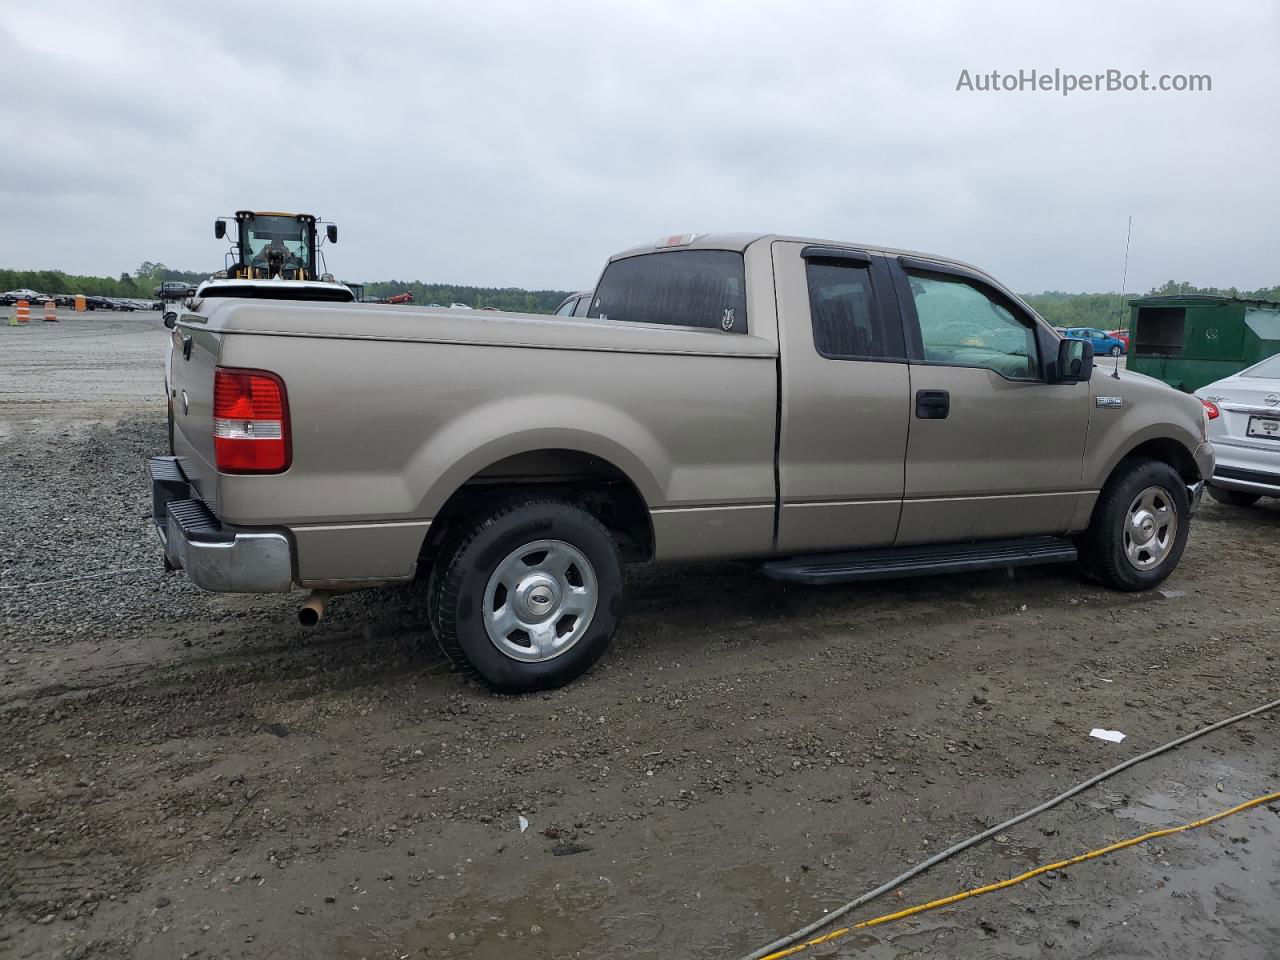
[{"left": 215, "top": 211, "right": 338, "bottom": 282}]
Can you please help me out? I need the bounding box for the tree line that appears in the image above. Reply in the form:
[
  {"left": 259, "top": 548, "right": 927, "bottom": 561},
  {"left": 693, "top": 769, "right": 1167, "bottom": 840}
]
[
  {"left": 0, "top": 263, "right": 206, "bottom": 299},
  {"left": 358, "top": 280, "right": 570, "bottom": 313},
  {"left": 4, "top": 263, "right": 1277, "bottom": 320},
  {"left": 0, "top": 262, "right": 571, "bottom": 311},
  {"left": 1024, "top": 281, "right": 1280, "bottom": 331}
]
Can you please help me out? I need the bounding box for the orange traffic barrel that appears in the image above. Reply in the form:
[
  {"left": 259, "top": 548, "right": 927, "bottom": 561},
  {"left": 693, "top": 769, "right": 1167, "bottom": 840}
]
[
  {"left": 75, "top": 294, "right": 87, "bottom": 312},
  {"left": 43, "top": 300, "right": 58, "bottom": 322},
  {"left": 15, "top": 299, "right": 30, "bottom": 324}
]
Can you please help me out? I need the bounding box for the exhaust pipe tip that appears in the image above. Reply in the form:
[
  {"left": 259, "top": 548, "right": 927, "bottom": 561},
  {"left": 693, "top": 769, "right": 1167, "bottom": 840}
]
[{"left": 298, "top": 590, "right": 331, "bottom": 627}]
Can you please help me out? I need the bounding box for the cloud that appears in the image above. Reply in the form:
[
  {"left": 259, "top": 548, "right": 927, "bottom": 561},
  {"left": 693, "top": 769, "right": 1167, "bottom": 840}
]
[{"left": 1, "top": 0, "right": 1276, "bottom": 293}]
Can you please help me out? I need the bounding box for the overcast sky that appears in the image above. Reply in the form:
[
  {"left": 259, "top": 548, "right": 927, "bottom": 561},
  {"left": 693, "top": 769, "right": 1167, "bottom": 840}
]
[{"left": 1, "top": 1, "right": 1276, "bottom": 294}]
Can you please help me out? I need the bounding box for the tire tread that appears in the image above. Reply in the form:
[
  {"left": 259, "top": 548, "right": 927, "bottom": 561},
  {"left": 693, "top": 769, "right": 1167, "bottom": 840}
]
[
  {"left": 1080, "top": 457, "right": 1188, "bottom": 591},
  {"left": 431, "top": 497, "right": 621, "bottom": 689}
]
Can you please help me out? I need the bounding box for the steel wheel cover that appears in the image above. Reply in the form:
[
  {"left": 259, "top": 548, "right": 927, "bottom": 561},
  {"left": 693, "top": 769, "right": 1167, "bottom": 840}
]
[
  {"left": 482, "top": 539, "right": 598, "bottom": 663},
  {"left": 1122, "top": 485, "right": 1178, "bottom": 571}
]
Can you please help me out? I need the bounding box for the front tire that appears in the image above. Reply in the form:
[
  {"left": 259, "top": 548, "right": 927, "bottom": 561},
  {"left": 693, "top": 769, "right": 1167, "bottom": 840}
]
[
  {"left": 429, "top": 499, "right": 622, "bottom": 692},
  {"left": 1207, "top": 485, "right": 1261, "bottom": 507},
  {"left": 1079, "top": 459, "right": 1189, "bottom": 591}
]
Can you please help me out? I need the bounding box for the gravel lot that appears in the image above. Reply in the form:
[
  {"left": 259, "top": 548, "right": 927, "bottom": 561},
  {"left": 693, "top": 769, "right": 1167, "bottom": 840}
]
[{"left": 2, "top": 312, "right": 1278, "bottom": 959}]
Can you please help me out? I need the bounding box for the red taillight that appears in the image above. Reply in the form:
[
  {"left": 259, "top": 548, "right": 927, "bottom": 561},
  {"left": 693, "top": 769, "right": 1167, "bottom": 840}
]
[
  {"left": 213, "top": 367, "right": 290, "bottom": 473},
  {"left": 1200, "top": 398, "right": 1220, "bottom": 420}
]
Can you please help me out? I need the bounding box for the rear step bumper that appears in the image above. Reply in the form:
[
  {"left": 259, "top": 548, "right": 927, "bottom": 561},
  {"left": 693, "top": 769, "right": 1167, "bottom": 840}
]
[
  {"left": 760, "top": 536, "right": 1078, "bottom": 586},
  {"left": 149, "top": 456, "right": 293, "bottom": 593}
]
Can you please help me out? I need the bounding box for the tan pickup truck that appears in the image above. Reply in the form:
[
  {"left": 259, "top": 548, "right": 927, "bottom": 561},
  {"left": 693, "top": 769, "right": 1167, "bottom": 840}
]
[{"left": 152, "top": 233, "right": 1214, "bottom": 690}]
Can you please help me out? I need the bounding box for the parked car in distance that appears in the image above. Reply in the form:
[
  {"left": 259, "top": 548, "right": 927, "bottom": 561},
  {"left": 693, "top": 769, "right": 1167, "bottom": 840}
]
[
  {"left": 554, "top": 291, "right": 594, "bottom": 317},
  {"left": 1064, "top": 326, "right": 1127, "bottom": 356},
  {"left": 155, "top": 281, "right": 198, "bottom": 301},
  {"left": 2, "top": 288, "right": 44, "bottom": 305},
  {"left": 153, "top": 232, "right": 1213, "bottom": 692},
  {"left": 1195, "top": 352, "right": 1280, "bottom": 505},
  {"left": 448, "top": 302, "right": 472, "bottom": 310},
  {"left": 1107, "top": 329, "right": 1130, "bottom": 350}
]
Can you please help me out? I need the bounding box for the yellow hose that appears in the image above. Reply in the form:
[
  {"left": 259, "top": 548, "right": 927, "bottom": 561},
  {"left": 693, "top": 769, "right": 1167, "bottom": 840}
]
[{"left": 758, "top": 789, "right": 1280, "bottom": 960}]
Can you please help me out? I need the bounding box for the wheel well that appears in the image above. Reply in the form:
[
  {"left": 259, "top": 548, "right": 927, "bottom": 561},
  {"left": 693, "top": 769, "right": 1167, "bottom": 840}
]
[
  {"left": 1118, "top": 438, "right": 1200, "bottom": 485},
  {"left": 420, "top": 449, "right": 654, "bottom": 566}
]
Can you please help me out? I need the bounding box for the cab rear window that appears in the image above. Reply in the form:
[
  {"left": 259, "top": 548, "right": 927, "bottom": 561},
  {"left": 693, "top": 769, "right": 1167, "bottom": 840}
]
[{"left": 589, "top": 250, "right": 747, "bottom": 333}]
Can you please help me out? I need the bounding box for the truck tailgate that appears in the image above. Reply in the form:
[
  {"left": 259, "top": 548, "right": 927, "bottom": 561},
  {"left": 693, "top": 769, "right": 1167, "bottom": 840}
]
[{"left": 168, "top": 322, "right": 223, "bottom": 510}]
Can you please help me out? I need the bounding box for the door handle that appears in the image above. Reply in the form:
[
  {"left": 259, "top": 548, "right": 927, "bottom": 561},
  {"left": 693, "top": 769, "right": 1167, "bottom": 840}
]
[{"left": 915, "top": 389, "right": 950, "bottom": 419}]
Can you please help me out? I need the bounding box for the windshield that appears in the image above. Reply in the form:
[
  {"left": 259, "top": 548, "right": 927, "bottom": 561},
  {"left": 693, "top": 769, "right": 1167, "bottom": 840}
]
[{"left": 241, "top": 215, "right": 314, "bottom": 274}]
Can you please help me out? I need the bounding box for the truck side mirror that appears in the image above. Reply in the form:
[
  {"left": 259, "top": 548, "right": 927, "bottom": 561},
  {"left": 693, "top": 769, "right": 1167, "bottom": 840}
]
[
  {"left": 214, "top": 219, "right": 226, "bottom": 239},
  {"left": 326, "top": 224, "right": 338, "bottom": 244},
  {"left": 1057, "top": 337, "right": 1094, "bottom": 383},
  {"left": 163, "top": 311, "right": 178, "bottom": 329}
]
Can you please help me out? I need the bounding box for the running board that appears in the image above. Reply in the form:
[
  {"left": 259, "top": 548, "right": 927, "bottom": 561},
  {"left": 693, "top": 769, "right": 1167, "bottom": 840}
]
[{"left": 760, "top": 536, "right": 1078, "bottom": 585}]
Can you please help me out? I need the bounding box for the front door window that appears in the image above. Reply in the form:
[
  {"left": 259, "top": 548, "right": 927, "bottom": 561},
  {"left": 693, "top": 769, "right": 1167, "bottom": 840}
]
[{"left": 907, "top": 273, "right": 1039, "bottom": 380}]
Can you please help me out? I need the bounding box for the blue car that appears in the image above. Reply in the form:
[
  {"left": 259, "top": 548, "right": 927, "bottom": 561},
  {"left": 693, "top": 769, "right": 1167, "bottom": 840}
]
[{"left": 1064, "top": 326, "right": 1127, "bottom": 356}]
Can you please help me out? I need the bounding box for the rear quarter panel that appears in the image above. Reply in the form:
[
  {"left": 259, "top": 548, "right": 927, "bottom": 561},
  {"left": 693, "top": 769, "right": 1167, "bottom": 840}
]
[{"left": 192, "top": 299, "right": 780, "bottom": 573}]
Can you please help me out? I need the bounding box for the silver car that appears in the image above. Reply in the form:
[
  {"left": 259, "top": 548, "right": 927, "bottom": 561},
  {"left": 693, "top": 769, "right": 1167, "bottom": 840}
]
[
  {"left": 1197, "top": 353, "right": 1280, "bottom": 504},
  {"left": 553, "top": 290, "right": 593, "bottom": 317}
]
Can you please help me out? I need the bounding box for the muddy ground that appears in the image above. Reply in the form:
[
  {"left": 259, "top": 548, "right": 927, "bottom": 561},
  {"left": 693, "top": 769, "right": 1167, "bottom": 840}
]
[{"left": 2, "top": 313, "right": 1278, "bottom": 959}]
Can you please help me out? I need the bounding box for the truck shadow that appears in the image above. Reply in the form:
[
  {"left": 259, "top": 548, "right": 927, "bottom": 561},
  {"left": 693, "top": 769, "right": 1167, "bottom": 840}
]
[
  {"left": 622, "top": 557, "right": 1086, "bottom": 625},
  {"left": 19, "top": 522, "right": 1222, "bottom": 715}
]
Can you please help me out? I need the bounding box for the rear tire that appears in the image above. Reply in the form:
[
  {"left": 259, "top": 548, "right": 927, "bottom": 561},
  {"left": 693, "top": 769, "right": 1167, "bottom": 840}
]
[
  {"left": 1110, "top": 345, "right": 1123, "bottom": 357},
  {"left": 1207, "top": 485, "right": 1261, "bottom": 507},
  {"left": 1078, "top": 458, "right": 1189, "bottom": 591},
  {"left": 429, "top": 499, "right": 622, "bottom": 692}
]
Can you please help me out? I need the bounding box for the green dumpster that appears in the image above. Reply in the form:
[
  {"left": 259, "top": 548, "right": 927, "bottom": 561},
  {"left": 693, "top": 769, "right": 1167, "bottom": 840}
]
[{"left": 1127, "top": 295, "right": 1280, "bottom": 393}]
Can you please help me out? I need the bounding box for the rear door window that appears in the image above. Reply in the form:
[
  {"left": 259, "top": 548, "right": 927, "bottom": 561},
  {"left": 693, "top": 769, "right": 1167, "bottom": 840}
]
[
  {"left": 805, "top": 258, "right": 903, "bottom": 360},
  {"left": 589, "top": 250, "right": 747, "bottom": 333}
]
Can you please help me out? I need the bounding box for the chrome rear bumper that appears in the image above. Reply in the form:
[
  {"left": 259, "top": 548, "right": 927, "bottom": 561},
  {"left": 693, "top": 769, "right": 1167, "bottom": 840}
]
[{"left": 149, "top": 456, "right": 294, "bottom": 593}]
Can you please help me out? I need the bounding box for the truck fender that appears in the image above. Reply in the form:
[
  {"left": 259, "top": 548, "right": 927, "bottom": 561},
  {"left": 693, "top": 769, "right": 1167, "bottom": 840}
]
[
  {"left": 409, "top": 393, "right": 668, "bottom": 519},
  {"left": 1089, "top": 420, "right": 1205, "bottom": 488}
]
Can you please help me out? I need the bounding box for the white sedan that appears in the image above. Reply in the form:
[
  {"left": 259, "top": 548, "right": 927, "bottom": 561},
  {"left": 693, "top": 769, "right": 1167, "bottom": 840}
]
[{"left": 1196, "top": 353, "right": 1280, "bottom": 505}]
